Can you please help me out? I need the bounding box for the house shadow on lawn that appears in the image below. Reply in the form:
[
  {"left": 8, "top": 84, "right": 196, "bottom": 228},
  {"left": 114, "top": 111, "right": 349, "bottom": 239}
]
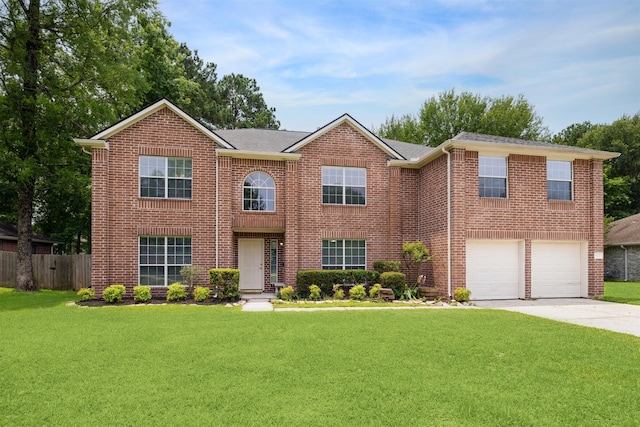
[{"left": 0, "top": 288, "right": 77, "bottom": 311}]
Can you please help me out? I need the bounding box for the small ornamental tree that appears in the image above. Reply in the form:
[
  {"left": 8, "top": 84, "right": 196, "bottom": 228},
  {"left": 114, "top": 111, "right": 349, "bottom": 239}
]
[{"left": 401, "top": 241, "right": 432, "bottom": 285}]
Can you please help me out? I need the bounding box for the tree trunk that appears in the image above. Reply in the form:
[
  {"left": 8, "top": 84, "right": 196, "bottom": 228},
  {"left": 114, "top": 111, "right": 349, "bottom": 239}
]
[
  {"left": 16, "top": 0, "right": 41, "bottom": 291},
  {"left": 16, "top": 180, "right": 36, "bottom": 291}
]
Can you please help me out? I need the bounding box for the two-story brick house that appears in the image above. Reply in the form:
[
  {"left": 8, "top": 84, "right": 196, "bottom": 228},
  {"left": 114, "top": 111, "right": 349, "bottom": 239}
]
[{"left": 76, "top": 99, "right": 618, "bottom": 300}]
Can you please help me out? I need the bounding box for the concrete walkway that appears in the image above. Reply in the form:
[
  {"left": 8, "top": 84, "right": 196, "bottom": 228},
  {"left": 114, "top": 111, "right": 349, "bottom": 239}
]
[
  {"left": 474, "top": 298, "right": 640, "bottom": 337},
  {"left": 241, "top": 293, "right": 275, "bottom": 312}
]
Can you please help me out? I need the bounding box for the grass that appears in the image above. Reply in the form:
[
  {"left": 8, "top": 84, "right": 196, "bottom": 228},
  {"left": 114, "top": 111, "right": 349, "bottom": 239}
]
[
  {"left": 1, "top": 288, "right": 639, "bottom": 426},
  {"left": 602, "top": 281, "right": 640, "bottom": 305}
]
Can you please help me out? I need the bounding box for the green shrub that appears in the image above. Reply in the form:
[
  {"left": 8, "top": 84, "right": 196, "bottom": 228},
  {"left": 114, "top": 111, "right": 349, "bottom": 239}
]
[
  {"left": 349, "top": 284, "right": 366, "bottom": 301},
  {"left": 309, "top": 284, "right": 321, "bottom": 300},
  {"left": 380, "top": 272, "right": 406, "bottom": 299},
  {"left": 167, "top": 283, "right": 188, "bottom": 301},
  {"left": 209, "top": 268, "right": 240, "bottom": 300},
  {"left": 369, "top": 283, "right": 382, "bottom": 298},
  {"left": 373, "top": 260, "right": 400, "bottom": 273},
  {"left": 296, "top": 270, "right": 379, "bottom": 298},
  {"left": 133, "top": 285, "right": 152, "bottom": 303},
  {"left": 454, "top": 287, "right": 471, "bottom": 302},
  {"left": 103, "top": 284, "right": 126, "bottom": 303},
  {"left": 77, "top": 287, "right": 95, "bottom": 301},
  {"left": 193, "top": 286, "right": 211, "bottom": 302},
  {"left": 280, "top": 285, "right": 295, "bottom": 301},
  {"left": 333, "top": 284, "right": 344, "bottom": 300}
]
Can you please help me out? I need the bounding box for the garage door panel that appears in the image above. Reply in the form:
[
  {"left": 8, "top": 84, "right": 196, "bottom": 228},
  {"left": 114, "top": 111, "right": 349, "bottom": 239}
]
[
  {"left": 466, "top": 240, "right": 521, "bottom": 300},
  {"left": 531, "top": 242, "right": 584, "bottom": 298}
]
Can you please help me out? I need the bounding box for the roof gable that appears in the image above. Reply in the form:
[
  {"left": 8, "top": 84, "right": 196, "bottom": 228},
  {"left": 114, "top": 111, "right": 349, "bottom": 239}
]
[
  {"left": 82, "top": 99, "right": 234, "bottom": 149},
  {"left": 283, "top": 114, "right": 406, "bottom": 160}
]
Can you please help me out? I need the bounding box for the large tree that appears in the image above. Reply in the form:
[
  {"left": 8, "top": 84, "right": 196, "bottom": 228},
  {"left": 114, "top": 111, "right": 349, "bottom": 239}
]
[
  {"left": 553, "top": 114, "right": 640, "bottom": 220},
  {"left": 378, "top": 89, "right": 550, "bottom": 146},
  {"left": 0, "top": 0, "right": 153, "bottom": 290},
  {"left": 216, "top": 73, "right": 280, "bottom": 129}
]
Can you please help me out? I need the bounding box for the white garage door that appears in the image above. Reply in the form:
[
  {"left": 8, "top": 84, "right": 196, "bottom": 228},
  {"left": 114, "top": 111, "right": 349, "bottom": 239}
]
[
  {"left": 466, "top": 240, "right": 522, "bottom": 300},
  {"left": 531, "top": 241, "right": 585, "bottom": 298}
]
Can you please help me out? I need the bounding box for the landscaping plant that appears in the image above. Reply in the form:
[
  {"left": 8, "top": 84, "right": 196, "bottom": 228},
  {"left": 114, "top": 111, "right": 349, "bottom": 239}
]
[
  {"left": 309, "top": 284, "right": 321, "bottom": 300},
  {"left": 332, "top": 284, "right": 344, "bottom": 300},
  {"left": 280, "top": 285, "right": 295, "bottom": 301},
  {"left": 349, "top": 284, "right": 366, "bottom": 300},
  {"left": 193, "top": 286, "right": 211, "bottom": 302},
  {"left": 369, "top": 283, "right": 382, "bottom": 298},
  {"left": 166, "top": 283, "right": 188, "bottom": 301},
  {"left": 454, "top": 287, "right": 471, "bottom": 302},
  {"left": 76, "top": 287, "right": 95, "bottom": 301},
  {"left": 133, "top": 285, "right": 152, "bottom": 303},
  {"left": 102, "top": 284, "right": 126, "bottom": 303}
]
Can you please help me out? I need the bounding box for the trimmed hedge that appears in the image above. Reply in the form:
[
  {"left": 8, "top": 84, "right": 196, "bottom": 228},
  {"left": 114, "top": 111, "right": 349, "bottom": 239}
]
[
  {"left": 380, "top": 271, "right": 406, "bottom": 299},
  {"left": 209, "top": 268, "right": 240, "bottom": 300},
  {"left": 296, "top": 270, "right": 379, "bottom": 298},
  {"left": 373, "top": 260, "right": 400, "bottom": 273}
]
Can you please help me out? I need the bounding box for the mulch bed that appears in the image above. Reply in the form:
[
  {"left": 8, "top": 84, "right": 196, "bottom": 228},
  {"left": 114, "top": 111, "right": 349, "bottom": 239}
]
[{"left": 76, "top": 297, "right": 234, "bottom": 307}]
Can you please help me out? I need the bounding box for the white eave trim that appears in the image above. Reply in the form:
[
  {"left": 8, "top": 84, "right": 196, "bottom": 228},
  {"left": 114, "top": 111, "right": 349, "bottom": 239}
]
[
  {"left": 217, "top": 148, "right": 301, "bottom": 161},
  {"left": 74, "top": 138, "right": 108, "bottom": 154}
]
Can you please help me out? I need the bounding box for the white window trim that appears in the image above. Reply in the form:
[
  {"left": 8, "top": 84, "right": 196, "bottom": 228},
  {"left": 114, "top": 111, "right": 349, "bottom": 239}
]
[
  {"left": 321, "top": 239, "right": 367, "bottom": 270},
  {"left": 139, "top": 156, "right": 192, "bottom": 200},
  {"left": 547, "top": 160, "right": 573, "bottom": 201},
  {"left": 321, "top": 166, "right": 367, "bottom": 206},
  {"left": 243, "top": 172, "right": 276, "bottom": 212},
  {"left": 478, "top": 156, "right": 508, "bottom": 199},
  {"left": 138, "top": 236, "right": 192, "bottom": 287}
]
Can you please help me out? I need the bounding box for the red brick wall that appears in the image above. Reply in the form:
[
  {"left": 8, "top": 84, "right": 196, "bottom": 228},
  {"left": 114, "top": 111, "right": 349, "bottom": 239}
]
[
  {"left": 90, "top": 106, "right": 605, "bottom": 298},
  {"left": 91, "top": 107, "right": 219, "bottom": 296}
]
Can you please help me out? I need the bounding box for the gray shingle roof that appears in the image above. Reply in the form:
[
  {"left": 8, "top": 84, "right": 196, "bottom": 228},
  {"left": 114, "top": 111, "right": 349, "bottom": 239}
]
[
  {"left": 0, "top": 221, "right": 58, "bottom": 243},
  {"left": 452, "top": 132, "right": 611, "bottom": 156},
  {"left": 605, "top": 213, "right": 640, "bottom": 246},
  {"left": 213, "top": 128, "right": 434, "bottom": 160}
]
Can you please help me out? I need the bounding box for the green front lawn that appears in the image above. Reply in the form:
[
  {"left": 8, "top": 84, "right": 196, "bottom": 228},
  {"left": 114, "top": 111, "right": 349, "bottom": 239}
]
[
  {"left": 1, "top": 288, "right": 639, "bottom": 426},
  {"left": 603, "top": 281, "right": 640, "bottom": 305}
]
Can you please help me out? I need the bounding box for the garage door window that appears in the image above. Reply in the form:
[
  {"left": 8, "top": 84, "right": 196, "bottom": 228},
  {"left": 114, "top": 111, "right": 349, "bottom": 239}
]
[
  {"left": 547, "top": 160, "right": 572, "bottom": 201},
  {"left": 479, "top": 156, "right": 507, "bottom": 198}
]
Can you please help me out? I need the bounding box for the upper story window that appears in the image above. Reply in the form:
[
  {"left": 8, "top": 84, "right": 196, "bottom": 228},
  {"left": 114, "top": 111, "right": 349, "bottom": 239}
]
[
  {"left": 322, "top": 239, "right": 366, "bottom": 270},
  {"left": 243, "top": 172, "right": 275, "bottom": 211},
  {"left": 322, "top": 166, "right": 366, "bottom": 205},
  {"left": 547, "top": 160, "right": 572, "bottom": 200},
  {"left": 479, "top": 156, "right": 507, "bottom": 198},
  {"left": 139, "top": 156, "right": 192, "bottom": 199}
]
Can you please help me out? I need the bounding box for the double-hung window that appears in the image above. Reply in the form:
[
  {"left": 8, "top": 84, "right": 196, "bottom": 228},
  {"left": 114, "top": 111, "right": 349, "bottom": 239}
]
[
  {"left": 547, "top": 160, "right": 572, "bottom": 200},
  {"left": 322, "top": 166, "right": 366, "bottom": 205},
  {"left": 243, "top": 172, "right": 275, "bottom": 211},
  {"left": 139, "top": 156, "right": 192, "bottom": 199},
  {"left": 322, "top": 239, "right": 366, "bottom": 270},
  {"left": 139, "top": 236, "right": 191, "bottom": 286},
  {"left": 479, "top": 156, "right": 507, "bottom": 198}
]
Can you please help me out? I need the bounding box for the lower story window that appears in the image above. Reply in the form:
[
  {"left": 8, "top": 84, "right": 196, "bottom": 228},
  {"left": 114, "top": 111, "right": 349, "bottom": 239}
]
[
  {"left": 322, "top": 239, "right": 366, "bottom": 270},
  {"left": 139, "top": 236, "right": 192, "bottom": 286}
]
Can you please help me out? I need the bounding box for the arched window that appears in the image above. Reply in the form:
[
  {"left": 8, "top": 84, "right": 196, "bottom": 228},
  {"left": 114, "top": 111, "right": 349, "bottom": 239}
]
[{"left": 243, "top": 172, "right": 275, "bottom": 211}]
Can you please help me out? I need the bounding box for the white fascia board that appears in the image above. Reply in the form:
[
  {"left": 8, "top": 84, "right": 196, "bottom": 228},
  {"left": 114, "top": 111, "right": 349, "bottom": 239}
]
[
  {"left": 74, "top": 138, "right": 108, "bottom": 154},
  {"left": 216, "top": 149, "right": 301, "bottom": 162}
]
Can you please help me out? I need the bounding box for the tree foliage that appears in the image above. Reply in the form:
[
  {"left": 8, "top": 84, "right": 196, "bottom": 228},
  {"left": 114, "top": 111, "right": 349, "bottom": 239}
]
[
  {"left": 378, "top": 89, "right": 550, "bottom": 146},
  {"left": 0, "top": 1, "right": 281, "bottom": 286},
  {"left": 0, "top": 0, "right": 154, "bottom": 290},
  {"left": 553, "top": 114, "right": 640, "bottom": 219}
]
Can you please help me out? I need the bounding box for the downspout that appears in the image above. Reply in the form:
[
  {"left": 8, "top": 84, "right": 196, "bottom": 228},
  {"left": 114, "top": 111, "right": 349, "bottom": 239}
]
[
  {"left": 215, "top": 154, "right": 219, "bottom": 268},
  {"left": 441, "top": 146, "right": 452, "bottom": 298},
  {"left": 620, "top": 245, "right": 628, "bottom": 282}
]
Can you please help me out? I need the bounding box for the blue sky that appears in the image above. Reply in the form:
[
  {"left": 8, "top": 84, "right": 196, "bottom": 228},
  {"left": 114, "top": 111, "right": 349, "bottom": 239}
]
[{"left": 157, "top": 0, "right": 640, "bottom": 135}]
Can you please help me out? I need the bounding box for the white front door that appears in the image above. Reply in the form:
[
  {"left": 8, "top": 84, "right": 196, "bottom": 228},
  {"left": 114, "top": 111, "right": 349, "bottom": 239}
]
[{"left": 238, "top": 239, "right": 264, "bottom": 291}]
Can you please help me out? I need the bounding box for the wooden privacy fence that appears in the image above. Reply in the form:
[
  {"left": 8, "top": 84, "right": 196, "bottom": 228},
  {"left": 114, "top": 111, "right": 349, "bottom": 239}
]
[{"left": 0, "top": 252, "right": 91, "bottom": 291}]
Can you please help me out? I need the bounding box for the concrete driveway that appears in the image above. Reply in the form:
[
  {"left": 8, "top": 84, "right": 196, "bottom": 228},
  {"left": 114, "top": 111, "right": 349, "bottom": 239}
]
[{"left": 474, "top": 299, "right": 640, "bottom": 337}]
